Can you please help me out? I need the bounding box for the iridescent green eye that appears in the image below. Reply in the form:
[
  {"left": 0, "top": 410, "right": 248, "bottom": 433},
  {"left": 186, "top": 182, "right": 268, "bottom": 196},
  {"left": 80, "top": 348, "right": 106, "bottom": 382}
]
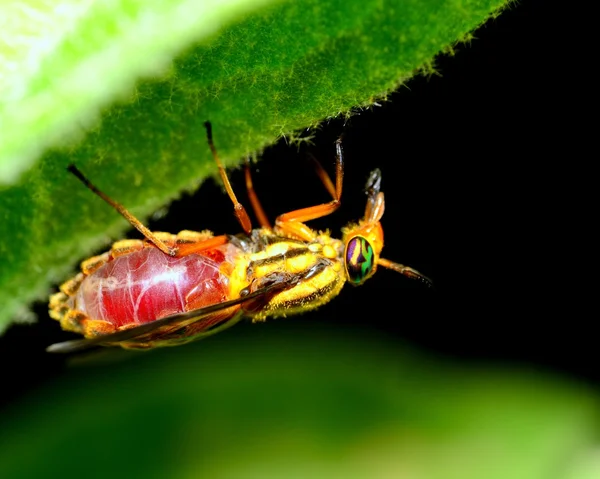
[{"left": 344, "top": 236, "right": 374, "bottom": 284}]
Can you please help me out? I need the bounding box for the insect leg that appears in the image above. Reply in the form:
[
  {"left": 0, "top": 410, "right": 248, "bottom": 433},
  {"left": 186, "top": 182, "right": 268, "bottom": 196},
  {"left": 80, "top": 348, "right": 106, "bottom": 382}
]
[
  {"left": 204, "top": 121, "right": 253, "bottom": 234},
  {"left": 67, "top": 165, "right": 177, "bottom": 257},
  {"left": 274, "top": 138, "right": 344, "bottom": 241},
  {"left": 175, "top": 234, "right": 229, "bottom": 256},
  {"left": 363, "top": 168, "right": 385, "bottom": 223},
  {"left": 244, "top": 157, "right": 272, "bottom": 229},
  {"left": 307, "top": 153, "right": 336, "bottom": 200}
]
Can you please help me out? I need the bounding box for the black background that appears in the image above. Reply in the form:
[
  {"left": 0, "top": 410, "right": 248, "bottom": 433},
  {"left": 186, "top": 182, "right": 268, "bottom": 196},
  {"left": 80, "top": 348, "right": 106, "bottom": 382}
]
[{"left": 1, "top": 0, "right": 592, "bottom": 411}]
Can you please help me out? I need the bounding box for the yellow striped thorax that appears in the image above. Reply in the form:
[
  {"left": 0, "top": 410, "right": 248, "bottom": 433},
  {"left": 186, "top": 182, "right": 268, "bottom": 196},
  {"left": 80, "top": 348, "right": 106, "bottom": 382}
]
[{"left": 228, "top": 230, "right": 346, "bottom": 321}]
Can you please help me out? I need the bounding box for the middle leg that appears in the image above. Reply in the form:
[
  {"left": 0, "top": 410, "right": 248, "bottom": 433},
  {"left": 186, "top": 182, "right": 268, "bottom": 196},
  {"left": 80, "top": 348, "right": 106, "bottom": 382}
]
[{"left": 275, "top": 138, "right": 344, "bottom": 241}]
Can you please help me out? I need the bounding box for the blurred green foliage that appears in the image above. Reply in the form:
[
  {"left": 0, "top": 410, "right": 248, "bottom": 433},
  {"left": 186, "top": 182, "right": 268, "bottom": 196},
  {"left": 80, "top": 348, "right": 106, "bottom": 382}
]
[
  {"left": 0, "top": 0, "right": 279, "bottom": 183},
  {"left": 1, "top": 326, "right": 598, "bottom": 479}
]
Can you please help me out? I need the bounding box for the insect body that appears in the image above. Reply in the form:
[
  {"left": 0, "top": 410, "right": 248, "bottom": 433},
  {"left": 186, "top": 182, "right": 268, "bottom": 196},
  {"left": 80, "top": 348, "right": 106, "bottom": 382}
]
[{"left": 48, "top": 123, "right": 431, "bottom": 353}]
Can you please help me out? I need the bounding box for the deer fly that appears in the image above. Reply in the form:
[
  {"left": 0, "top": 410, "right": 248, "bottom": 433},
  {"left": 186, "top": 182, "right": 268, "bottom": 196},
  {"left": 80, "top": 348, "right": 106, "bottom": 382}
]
[{"left": 47, "top": 122, "right": 431, "bottom": 353}]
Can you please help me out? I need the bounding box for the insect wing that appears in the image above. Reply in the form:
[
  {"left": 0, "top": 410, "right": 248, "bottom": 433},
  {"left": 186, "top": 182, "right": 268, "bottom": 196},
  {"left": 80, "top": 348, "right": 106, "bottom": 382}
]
[{"left": 46, "top": 280, "right": 290, "bottom": 354}]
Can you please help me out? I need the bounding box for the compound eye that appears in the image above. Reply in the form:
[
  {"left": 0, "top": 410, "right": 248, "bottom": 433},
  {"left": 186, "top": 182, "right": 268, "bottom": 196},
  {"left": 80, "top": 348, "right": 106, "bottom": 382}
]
[{"left": 344, "top": 236, "right": 375, "bottom": 284}]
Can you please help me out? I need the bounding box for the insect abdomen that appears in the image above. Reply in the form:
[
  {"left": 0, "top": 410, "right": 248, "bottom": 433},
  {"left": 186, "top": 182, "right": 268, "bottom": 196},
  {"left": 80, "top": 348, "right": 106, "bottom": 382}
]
[{"left": 71, "top": 247, "right": 234, "bottom": 327}]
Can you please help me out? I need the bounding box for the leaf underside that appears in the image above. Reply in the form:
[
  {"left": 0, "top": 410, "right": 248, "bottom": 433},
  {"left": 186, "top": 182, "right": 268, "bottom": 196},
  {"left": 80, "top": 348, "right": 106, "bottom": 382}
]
[{"left": 0, "top": 0, "right": 510, "bottom": 333}]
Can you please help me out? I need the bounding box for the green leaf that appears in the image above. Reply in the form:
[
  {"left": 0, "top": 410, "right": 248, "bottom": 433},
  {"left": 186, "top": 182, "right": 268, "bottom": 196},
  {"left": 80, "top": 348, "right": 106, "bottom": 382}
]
[
  {"left": 0, "top": 331, "right": 598, "bottom": 479},
  {"left": 0, "top": 0, "right": 510, "bottom": 333},
  {"left": 0, "top": 0, "right": 279, "bottom": 182}
]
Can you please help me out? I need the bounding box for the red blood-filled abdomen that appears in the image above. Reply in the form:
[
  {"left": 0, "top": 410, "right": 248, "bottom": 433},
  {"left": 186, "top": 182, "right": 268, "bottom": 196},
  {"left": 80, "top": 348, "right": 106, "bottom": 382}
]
[{"left": 72, "top": 246, "right": 237, "bottom": 327}]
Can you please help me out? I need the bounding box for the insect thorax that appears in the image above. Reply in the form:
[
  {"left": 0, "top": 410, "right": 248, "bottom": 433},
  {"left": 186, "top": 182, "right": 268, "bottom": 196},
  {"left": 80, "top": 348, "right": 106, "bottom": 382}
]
[{"left": 229, "top": 232, "right": 346, "bottom": 321}]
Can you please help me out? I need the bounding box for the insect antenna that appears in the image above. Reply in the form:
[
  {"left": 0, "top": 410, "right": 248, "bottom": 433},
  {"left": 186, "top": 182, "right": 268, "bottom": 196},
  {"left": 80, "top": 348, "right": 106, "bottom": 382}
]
[
  {"left": 67, "top": 165, "right": 177, "bottom": 257},
  {"left": 377, "top": 257, "right": 434, "bottom": 288}
]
